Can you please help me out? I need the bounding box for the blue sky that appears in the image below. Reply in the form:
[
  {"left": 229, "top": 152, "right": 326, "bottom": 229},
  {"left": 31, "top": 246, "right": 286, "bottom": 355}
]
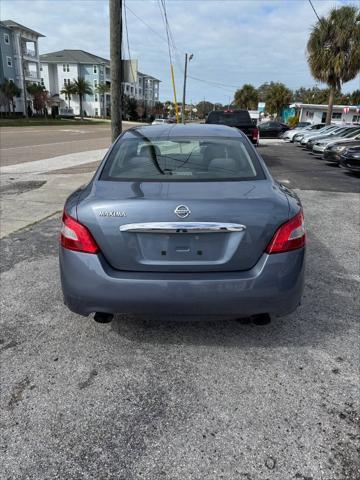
[{"left": 2, "top": 0, "right": 359, "bottom": 104}]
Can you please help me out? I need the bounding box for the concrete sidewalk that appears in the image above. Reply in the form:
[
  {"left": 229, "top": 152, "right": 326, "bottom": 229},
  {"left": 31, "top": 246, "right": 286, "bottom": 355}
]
[{"left": 0, "top": 148, "right": 106, "bottom": 238}]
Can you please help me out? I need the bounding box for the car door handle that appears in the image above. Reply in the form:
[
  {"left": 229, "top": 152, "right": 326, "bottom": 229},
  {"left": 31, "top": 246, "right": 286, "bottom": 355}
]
[{"left": 119, "top": 222, "right": 246, "bottom": 233}]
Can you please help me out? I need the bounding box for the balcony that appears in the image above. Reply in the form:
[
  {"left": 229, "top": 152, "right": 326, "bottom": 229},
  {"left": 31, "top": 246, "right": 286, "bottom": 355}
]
[
  {"left": 25, "top": 71, "right": 39, "bottom": 79},
  {"left": 23, "top": 49, "right": 37, "bottom": 58}
]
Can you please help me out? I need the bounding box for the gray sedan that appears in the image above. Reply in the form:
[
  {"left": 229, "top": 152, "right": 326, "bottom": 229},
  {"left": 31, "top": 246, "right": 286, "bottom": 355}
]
[{"left": 59, "top": 124, "right": 305, "bottom": 322}]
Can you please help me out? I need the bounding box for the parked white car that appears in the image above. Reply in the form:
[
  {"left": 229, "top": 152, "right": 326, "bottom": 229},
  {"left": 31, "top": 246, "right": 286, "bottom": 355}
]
[{"left": 152, "top": 118, "right": 170, "bottom": 125}]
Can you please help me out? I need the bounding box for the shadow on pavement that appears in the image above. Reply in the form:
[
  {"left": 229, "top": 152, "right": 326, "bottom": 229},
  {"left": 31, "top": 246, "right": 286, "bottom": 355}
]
[{"left": 111, "top": 231, "right": 356, "bottom": 349}]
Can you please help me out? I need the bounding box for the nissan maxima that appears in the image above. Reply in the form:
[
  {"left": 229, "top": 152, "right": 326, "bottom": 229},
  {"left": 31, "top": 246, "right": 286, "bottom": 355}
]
[{"left": 59, "top": 124, "right": 306, "bottom": 322}]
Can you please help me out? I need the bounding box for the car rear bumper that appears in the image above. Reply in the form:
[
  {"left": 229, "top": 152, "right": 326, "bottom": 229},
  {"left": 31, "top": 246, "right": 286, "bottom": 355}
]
[{"left": 59, "top": 247, "right": 305, "bottom": 318}]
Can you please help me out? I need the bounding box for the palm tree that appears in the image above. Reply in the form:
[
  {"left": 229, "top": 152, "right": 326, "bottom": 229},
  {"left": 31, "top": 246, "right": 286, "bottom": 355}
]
[
  {"left": 234, "top": 84, "right": 258, "bottom": 110},
  {"left": 307, "top": 5, "right": 360, "bottom": 124},
  {"left": 71, "top": 78, "right": 93, "bottom": 120},
  {"left": 95, "top": 82, "right": 110, "bottom": 117},
  {"left": 264, "top": 82, "right": 292, "bottom": 119},
  {"left": 60, "top": 82, "right": 76, "bottom": 108},
  {"left": 0, "top": 79, "right": 21, "bottom": 114}
]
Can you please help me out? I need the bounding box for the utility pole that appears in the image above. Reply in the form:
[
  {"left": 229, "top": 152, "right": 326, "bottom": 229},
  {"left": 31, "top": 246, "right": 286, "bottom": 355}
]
[
  {"left": 109, "top": 0, "right": 122, "bottom": 142},
  {"left": 181, "top": 53, "right": 193, "bottom": 124}
]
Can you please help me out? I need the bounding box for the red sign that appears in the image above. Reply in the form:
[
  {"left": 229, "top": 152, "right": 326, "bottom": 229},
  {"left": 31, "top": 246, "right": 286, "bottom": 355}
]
[{"left": 343, "top": 107, "right": 350, "bottom": 114}]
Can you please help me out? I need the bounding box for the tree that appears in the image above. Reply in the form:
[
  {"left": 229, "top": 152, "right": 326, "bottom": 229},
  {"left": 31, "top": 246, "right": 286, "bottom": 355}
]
[
  {"left": 0, "top": 79, "right": 21, "bottom": 114},
  {"left": 122, "top": 95, "right": 138, "bottom": 121},
  {"left": 60, "top": 82, "right": 76, "bottom": 108},
  {"left": 264, "top": 82, "right": 292, "bottom": 118},
  {"left": 257, "top": 82, "right": 271, "bottom": 102},
  {"left": 196, "top": 100, "right": 214, "bottom": 119},
  {"left": 234, "top": 84, "right": 258, "bottom": 109},
  {"left": 350, "top": 89, "right": 360, "bottom": 105},
  {"left": 71, "top": 78, "right": 93, "bottom": 119},
  {"left": 27, "top": 83, "right": 49, "bottom": 116},
  {"left": 307, "top": 5, "right": 360, "bottom": 124},
  {"left": 96, "top": 82, "right": 110, "bottom": 117}
]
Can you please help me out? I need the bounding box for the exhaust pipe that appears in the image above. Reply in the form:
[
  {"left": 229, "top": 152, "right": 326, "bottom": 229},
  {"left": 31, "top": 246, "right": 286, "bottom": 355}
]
[{"left": 94, "top": 312, "right": 113, "bottom": 324}]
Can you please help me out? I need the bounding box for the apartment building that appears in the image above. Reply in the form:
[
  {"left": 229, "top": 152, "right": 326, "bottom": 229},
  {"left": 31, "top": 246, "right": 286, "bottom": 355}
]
[
  {"left": 0, "top": 20, "right": 44, "bottom": 113},
  {"left": 40, "top": 49, "right": 160, "bottom": 116}
]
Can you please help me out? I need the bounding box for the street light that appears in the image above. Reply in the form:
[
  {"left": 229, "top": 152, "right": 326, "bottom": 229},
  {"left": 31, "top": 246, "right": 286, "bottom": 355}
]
[{"left": 182, "top": 53, "right": 193, "bottom": 124}]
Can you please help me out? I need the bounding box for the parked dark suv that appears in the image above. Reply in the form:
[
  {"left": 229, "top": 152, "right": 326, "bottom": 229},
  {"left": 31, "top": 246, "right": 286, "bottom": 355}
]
[{"left": 206, "top": 109, "right": 259, "bottom": 145}]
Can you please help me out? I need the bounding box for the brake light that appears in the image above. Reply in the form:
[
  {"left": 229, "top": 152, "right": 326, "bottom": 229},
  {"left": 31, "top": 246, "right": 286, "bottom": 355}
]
[
  {"left": 60, "top": 211, "right": 99, "bottom": 253},
  {"left": 266, "top": 210, "right": 306, "bottom": 254},
  {"left": 252, "top": 127, "right": 259, "bottom": 140}
]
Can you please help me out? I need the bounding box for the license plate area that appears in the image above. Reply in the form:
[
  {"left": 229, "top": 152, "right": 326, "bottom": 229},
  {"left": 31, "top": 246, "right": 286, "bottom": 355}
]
[{"left": 136, "top": 233, "right": 228, "bottom": 263}]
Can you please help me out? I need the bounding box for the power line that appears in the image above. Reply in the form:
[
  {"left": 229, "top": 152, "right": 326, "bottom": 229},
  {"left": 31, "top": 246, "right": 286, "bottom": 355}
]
[
  {"left": 124, "top": 3, "right": 240, "bottom": 95},
  {"left": 308, "top": 0, "right": 321, "bottom": 22}
]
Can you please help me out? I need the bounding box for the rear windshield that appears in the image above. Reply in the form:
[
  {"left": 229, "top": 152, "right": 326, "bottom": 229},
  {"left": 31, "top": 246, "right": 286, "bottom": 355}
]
[
  {"left": 206, "top": 111, "right": 251, "bottom": 126},
  {"left": 100, "top": 132, "right": 265, "bottom": 181}
]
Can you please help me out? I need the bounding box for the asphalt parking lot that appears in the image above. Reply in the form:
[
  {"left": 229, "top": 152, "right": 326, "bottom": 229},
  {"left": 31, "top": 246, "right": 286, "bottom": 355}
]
[{"left": 1, "top": 141, "right": 359, "bottom": 480}]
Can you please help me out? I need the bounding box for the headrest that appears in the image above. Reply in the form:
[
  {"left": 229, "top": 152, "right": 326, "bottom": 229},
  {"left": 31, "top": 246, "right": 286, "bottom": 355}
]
[
  {"left": 204, "top": 144, "right": 227, "bottom": 162},
  {"left": 139, "top": 144, "right": 161, "bottom": 157},
  {"left": 208, "top": 157, "right": 238, "bottom": 174}
]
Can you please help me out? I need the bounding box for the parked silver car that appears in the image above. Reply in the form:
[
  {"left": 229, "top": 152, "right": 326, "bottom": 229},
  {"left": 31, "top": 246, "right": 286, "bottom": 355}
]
[
  {"left": 282, "top": 123, "right": 325, "bottom": 142},
  {"left": 59, "top": 124, "right": 306, "bottom": 322},
  {"left": 311, "top": 128, "right": 360, "bottom": 154},
  {"left": 293, "top": 125, "right": 335, "bottom": 144}
]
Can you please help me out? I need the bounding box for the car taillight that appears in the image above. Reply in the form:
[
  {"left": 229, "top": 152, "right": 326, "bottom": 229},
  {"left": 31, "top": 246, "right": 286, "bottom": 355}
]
[
  {"left": 252, "top": 127, "right": 259, "bottom": 140},
  {"left": 60, "top": 210, "right": 99, "bottom": 253},
  {"left": 266, "top": 210, "right": 306, "bottom": 254}
]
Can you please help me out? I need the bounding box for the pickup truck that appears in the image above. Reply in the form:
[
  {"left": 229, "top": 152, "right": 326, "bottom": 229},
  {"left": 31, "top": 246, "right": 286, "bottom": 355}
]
[{"left": 205, "top": 109, "right": 259, "bottom": 145}]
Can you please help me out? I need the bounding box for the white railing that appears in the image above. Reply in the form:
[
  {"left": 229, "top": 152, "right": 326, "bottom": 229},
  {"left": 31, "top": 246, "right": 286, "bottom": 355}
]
[
  {"left": 23, "top": 49, "right": 37, "bottom": 58},
  {"left": 25, "top": 71, "right": 38, "bottom": 78}
]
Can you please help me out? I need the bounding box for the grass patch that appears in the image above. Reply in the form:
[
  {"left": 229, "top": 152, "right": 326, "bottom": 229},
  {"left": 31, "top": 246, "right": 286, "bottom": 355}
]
[{"left": 0, "top": 117, "right": 108, "bottom": 127}]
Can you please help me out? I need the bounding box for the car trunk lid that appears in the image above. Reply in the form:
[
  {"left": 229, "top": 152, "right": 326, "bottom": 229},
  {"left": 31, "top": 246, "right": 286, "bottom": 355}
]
[{"left": 77, "top": 180, "right": 289, "bottom": 272}]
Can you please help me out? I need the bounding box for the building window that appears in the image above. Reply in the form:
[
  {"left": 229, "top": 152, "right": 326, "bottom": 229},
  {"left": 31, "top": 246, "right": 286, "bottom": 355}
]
[
  {"left": 63, "top": 64, "right": 70, "bottom": 72},
  {"left": 100, "top": 65, "right": 104, "bottom": 74},
  {"left": 40, "top": 65, "right": 43, "bottom": 71},
  {"left": 332, "top": 112, "right": 342, "bottom": 119},
  {"left": 63, "top": 78, "right": 71, "bottom": 86},
  {"left": 93, "top": 79, "right": 98, "bottom": 88},
  {"left": 41, "top": 78, "right": 44, "bottom": 86},
  {"left": 6, "top": 56, "right": 12, "bottom": 67},
  {"left": 95, "top": 108, "right": 99, "bottom": 116},
  {"left": 93, "top": 65, "right": 98, "bottom": 74},
  {"left": 4, "top": 33, "right": 10, "bottom": 45},
  {"left": 352, "top": 115, "right": 360, "bottom": 123},
  {"left": 94, "top": 93, "right": 98, "bottom": 102}
]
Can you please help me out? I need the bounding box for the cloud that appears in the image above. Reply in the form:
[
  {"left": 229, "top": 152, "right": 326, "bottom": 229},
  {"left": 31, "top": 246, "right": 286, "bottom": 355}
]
[{"left": 2, "top": 0, "right": 359, "bottom": 103}]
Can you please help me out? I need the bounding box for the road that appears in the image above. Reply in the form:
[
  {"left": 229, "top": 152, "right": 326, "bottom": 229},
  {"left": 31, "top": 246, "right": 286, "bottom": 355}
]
[
  {"left": 0, "top": 123, "right": 133, "bottom": 166},
  {"left": 1, "top": 140, "right": 359, "bottom": 480}
]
